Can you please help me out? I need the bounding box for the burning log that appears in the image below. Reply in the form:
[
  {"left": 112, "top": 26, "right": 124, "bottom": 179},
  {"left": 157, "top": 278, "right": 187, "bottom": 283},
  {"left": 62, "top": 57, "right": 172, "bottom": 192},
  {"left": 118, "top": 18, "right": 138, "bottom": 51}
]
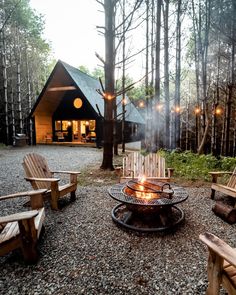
[{"left": 124, "top": 180, "right": 174, "bottom": 200}]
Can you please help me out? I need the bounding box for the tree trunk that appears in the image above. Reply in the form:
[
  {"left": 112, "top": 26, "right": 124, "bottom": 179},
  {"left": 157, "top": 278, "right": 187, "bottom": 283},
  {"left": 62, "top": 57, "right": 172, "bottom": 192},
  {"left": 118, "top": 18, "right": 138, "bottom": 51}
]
[
  {"left": 145, "top": 0, "right": 151, "bottom": 151},
  {"left": 163, "top": 0, "right": 170, "bottom": 149},
  {"left": 101, "top": 0, "right": 116, "bottom": 170},
  {"left": 174, "top": 0, "right": 181, "bottom": 149},
  {"left": 154, "top": 0, "right": 162, "bottom": 151},
  {"left": 1, "top": 29, "right": 9, "bottom": 145},
  {"left": 121, "top": 0, "right": 126, "bottom": 153},
  {"left": 225, "top": 3, "right": 235, "bottom": 156}
]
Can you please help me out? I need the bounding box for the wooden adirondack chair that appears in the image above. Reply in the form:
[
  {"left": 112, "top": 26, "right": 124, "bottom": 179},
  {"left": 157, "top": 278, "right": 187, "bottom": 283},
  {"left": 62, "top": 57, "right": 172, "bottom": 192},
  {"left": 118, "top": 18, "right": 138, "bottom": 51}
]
[
  {"left": 209, "top": 168, "right": 236, "bottom": 202},
  {"left": 0, "top": 189, "right": 47, "bottom": 263},
  {"left": 119, "top": 152, "right": 174, "bottom": 183},
  {"left": 199, "top": 232, "right": 236, "bottom": 295},
  {"left": 22, "top": 153, "right": 80, "bottom": 210}
]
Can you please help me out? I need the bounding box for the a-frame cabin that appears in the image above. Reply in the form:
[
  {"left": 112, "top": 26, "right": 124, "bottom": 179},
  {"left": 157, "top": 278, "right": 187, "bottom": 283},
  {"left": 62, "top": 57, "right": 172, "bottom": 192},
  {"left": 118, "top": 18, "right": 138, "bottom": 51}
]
[{"left": 30, "top": 60, "right": 145, "bottom": 147}]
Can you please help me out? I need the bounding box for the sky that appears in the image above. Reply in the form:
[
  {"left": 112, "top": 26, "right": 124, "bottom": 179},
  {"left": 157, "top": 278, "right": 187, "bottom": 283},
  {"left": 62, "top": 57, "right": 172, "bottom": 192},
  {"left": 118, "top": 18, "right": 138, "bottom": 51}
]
[
  {"left": 29, "top": 0, "right": 146, "bottom": 81},
  {"left": 29, "top": 0, "right": 105, "bottom": 73}
]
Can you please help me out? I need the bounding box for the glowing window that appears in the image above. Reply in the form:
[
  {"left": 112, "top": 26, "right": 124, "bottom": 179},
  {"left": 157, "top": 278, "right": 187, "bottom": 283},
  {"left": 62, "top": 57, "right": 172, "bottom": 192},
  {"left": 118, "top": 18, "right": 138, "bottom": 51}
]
[{"left": 74, "top": 98, "right": 83, "bottom": 109}]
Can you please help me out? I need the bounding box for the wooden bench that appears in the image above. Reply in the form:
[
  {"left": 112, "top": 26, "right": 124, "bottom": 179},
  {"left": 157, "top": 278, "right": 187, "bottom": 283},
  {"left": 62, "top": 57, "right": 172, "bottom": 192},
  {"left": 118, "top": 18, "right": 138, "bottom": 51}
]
[
  {"left": 209, "top": 168, "right": 236, "bottom": 202},
  {"left": 200, "top": 232, "right": 236, "bottom": 294},
  {"left": 118, "top": 151, "right": 174, "bottom": 183},
  {"left": 0, "top": 189, "right": 47, "bottom": 263},
  {"left": 22, "top": 153, "right": 81, "bottom": 210}
]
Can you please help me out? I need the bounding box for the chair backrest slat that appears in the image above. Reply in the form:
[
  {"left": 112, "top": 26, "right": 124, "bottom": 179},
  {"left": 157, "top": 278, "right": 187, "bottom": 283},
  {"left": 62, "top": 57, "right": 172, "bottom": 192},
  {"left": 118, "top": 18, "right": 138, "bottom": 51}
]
[
  {"left": 227, "top": 168, "right": 236, "bottom": 188},
  {"left": 123, "top": 152, "right": 166, "bottom": 178},
  {"left": 23, "top": 153, "right": 52, "bottom": 190}
]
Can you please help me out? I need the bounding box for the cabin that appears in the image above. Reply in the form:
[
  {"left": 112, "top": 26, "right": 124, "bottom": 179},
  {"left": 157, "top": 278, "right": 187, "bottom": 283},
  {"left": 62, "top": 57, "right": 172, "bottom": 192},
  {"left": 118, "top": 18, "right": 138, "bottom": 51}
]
[{"left": 30, "top": 60, "right": 145, "bottom": 147}]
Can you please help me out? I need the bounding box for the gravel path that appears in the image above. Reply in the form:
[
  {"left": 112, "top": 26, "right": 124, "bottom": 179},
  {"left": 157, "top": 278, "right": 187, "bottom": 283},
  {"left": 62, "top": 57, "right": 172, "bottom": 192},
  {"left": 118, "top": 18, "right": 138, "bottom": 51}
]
[{"left": 0, "top": 146, "right": 235, "bottom": 294}]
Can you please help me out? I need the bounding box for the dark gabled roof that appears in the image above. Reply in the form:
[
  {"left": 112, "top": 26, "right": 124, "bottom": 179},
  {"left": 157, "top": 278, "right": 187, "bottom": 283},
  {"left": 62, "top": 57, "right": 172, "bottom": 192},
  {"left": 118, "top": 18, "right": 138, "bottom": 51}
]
[
  {"left": 61, "top": 61, "right": 145, "bottom": 124},
  {"left": 32, "top": 60, "right": 145, "bottom": 125}
]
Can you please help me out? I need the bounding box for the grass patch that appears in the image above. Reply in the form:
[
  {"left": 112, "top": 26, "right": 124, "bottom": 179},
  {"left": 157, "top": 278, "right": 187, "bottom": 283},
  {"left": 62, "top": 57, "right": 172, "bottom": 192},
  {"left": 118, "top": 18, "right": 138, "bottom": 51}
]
[{"left": 0, "top": 143, "right": 6, "bottom": 149}]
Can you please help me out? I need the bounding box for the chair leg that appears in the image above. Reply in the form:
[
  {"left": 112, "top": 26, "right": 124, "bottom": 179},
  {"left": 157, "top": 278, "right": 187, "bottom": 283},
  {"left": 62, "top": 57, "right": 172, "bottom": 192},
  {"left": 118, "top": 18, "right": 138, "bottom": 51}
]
[
  {"left": 50, "top": 183, "right": 59, "bottom": 210},
  {"left": 211, "top": 189, "right": 215, "bottom": 199},
  {"left": 70, "top": 191, "right": 76, "bottom": 202},
  {"left": 19, "top": 218, "right": 38, "bottom": 264}
]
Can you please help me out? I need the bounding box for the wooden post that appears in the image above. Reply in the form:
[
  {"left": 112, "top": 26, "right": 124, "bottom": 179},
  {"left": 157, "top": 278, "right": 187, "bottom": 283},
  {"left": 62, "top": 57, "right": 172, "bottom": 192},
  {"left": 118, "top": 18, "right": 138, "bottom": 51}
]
[
  {"left": 206, "top": 249, "right": 223, "bottom": 295},
  {"left": 19, "top": 218, "right": 38, "bottom": 263},
  {"left": 70, "top": 173, "right": 77, "bottom": 202},
  {"left": 30, "top": 192, "right": 44, "bottom": 209},
  {"left": 50, "top": 182, "right": 59, "bottom": 210}
]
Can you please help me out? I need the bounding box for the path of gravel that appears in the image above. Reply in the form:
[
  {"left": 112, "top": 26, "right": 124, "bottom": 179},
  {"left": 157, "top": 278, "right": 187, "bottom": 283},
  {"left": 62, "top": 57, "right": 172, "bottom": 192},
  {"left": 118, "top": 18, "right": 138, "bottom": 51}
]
[{"left": 0, "top": 145, "right": 235, "bottom": 294}]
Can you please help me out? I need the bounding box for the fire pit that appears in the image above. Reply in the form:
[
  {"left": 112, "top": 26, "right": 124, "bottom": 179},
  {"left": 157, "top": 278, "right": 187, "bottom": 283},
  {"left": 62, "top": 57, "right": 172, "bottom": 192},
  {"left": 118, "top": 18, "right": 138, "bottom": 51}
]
[{"left": 108, "top": 180, "right": 188, "bottom": 232}]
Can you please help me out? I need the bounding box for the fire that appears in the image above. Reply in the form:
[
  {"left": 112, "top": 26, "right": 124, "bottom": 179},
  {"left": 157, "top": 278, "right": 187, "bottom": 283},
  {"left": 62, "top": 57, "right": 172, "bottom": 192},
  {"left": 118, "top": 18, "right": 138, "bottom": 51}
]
[
  {"left": 136, "top": 175, "right": 154, "bottom": 200},
  {"left": 135, "top": 191, "right": 153, "bottom": 200},
  {"left": 139, "top": 175, "right": 146, "bottom": 184}
]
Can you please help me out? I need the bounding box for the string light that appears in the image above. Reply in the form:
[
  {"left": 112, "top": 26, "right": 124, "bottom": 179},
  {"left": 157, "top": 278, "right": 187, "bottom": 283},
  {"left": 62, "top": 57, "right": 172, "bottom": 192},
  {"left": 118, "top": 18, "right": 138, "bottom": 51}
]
[
  {"left": 194, "top": 107, "right": 201, "bottom": 115},
  {"left": 104, "top": 93, "right": 114, "bottom": 100},
  {"left": 215, "top": 107, "right": 222, "bottom": 115},
  {"left": 156, "top": 104, "right": 163, "bottom": 111},
  {"left": 175, "top": 106, "right": 180, "bottom": 113},
  {"left": 139, "top": 101, "right": 144, "bottom": 108}
]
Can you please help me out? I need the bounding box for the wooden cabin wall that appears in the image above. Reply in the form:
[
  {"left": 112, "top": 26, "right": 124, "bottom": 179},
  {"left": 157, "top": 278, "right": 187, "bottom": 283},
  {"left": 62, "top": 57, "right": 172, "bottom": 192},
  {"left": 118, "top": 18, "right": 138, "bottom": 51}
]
[{"left": 34, "top": 114, "right": 52, "bottom": 143}]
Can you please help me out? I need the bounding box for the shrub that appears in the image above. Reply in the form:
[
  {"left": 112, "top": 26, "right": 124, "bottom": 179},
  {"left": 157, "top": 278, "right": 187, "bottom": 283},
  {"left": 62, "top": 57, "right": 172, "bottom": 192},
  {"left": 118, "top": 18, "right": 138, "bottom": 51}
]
[{"left": 162, "top": 150, "right": 235, "bottom": 182}]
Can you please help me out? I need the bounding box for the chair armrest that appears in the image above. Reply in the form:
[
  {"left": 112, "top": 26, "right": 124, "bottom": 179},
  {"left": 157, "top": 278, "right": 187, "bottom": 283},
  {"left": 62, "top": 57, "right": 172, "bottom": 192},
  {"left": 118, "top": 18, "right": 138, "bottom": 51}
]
[
  {"left": 199, "top": 232, "right": 236, "bottom": 268},
  {"left": 0, "top": 210, "right": 39, "bottom": 224},
  {"left": 52, "top": 171, "right": 81, "bottom": 175},
  {"left": 209, "top": 172, "right": 232, "bottom": 176},
  {"left": 0, "top": 189, "right": 47, "bottom": 201},
  {"left": 209, "top": 171, "right": 232, "bottom": 183},
  {"left": 25, "top": 177, "right": 60, "bottom": 182}
]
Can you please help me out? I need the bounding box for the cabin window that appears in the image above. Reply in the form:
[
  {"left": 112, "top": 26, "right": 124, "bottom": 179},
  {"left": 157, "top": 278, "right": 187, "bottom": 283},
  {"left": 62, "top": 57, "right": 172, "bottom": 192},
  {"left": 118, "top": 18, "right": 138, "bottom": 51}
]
[{"left": 73, "top": 98, "right": 83, "bottom": 109}]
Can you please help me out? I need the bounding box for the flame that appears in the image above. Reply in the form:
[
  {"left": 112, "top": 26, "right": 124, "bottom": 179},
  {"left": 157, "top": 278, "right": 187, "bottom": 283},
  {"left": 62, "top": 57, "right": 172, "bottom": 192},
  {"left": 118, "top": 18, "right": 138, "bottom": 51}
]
[
  {"left": 140, "top": 175, "right": 146, "bottom": 183},
  {"left": 135, "top": 192, "right": 153, "bottom": 200}
]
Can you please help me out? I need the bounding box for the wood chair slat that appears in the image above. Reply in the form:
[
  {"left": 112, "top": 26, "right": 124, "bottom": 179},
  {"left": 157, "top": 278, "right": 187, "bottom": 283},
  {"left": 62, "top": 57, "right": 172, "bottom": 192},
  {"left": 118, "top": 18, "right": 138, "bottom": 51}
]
[
  {"left": 227, "top": 168, "right": 236, "bottom": 188},
  {"left": 24, "top": 154, "right": 45, "bottom": 189},
  {"left": 0, "top": 221, "right": 19, "bottom": 243},
  {"left": 120, "top": 152, "right": 172, "bottom": 182}
]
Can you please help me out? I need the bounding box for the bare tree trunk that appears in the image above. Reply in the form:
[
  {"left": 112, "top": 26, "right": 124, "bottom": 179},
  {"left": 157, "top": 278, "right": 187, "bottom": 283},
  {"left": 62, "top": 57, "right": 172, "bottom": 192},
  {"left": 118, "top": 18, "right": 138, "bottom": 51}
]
[
  {"left": 225, "top": 3, "right": 235, "bottom": 156},
  {"left": 221, "top": 93, "right": 227, "bottom": 155},
  {"left": 198, "top": 104, "right": 210, "bottom": 154},
  {"left": 174, "top": 0, "right": 181, "bottom": 149},
  {"left": 154, "top": 0, "right": 162, "bottom": 150},
  {"left": 233, "top": 109, "right": 236, "bottom": 157},
  {"left": 17, "top": 59, "right": 23, "bottom": 133},
  {"left": 26, "top": 47, "right": 33, "bottom": 145},
  {"left": 191, "top": 0, "right": 201, "bottom": 149},
  {"left": 185, "top": 101, "right": 189, "bottom": 150},
  {"left": 101, "top": 0, "right": 115, "bottom": 170},
  {"left": 197, "top": 0, "right": 211, "bottom": 154},
  {"left": 211, "top": 94, "right": 217, "bottom": 156},
  {"left": 121, "top": 0, "right": 126, "bottom": 153},
  {"left": 163, "top": 0, "right": 170, "bottom": 149},
  {"left": 10, "top": 83, "right": 15, "bottom": 145},
  {"left": 1, "top": 29, "right": 9, "bottom": 144},
  {"left": 145, "top": 0, "right": 151, "bottom": 151}
]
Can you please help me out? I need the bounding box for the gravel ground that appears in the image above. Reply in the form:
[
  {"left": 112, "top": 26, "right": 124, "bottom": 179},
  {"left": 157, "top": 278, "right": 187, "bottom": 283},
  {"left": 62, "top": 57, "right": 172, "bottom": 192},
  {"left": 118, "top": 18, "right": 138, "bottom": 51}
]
[{"left": 0, "top": 145, "right": 235, "bottom": 295}]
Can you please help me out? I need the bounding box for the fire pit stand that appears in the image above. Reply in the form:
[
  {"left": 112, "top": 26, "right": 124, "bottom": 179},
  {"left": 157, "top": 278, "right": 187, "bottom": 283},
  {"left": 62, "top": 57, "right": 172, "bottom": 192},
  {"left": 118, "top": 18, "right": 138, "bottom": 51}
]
[{"left": 108, "top": 182, "right": 188, "bottom": 232}]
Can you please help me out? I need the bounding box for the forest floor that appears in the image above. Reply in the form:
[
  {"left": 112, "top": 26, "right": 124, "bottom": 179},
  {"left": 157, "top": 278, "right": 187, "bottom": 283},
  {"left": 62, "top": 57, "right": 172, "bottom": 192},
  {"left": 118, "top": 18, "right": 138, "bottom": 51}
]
[{"left": 0, "top": 145, "right": 232, "bottom": 295}]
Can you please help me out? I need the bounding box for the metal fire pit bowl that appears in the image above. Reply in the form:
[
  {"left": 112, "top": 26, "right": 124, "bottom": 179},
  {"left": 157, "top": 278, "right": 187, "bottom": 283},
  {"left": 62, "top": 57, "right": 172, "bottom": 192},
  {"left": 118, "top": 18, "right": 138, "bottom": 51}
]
[{"left": 108, "top": 181, "right": 188, "bottom": 232}]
